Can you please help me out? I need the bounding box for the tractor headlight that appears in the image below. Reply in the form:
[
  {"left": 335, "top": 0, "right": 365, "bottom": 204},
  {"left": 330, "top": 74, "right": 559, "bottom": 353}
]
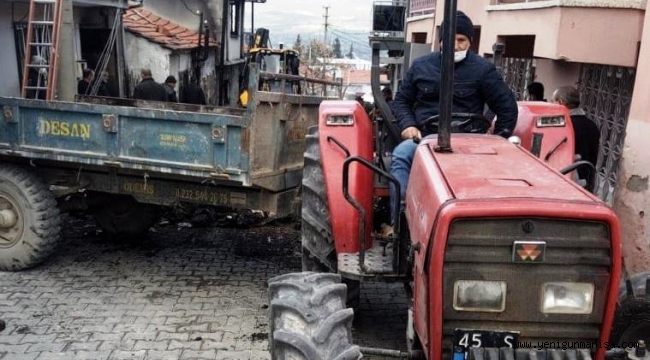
[
  {"left": 326, "top": 115, "right": 354, "bottom": 126},
  {"left": 453, "top": 280, "right": 507, "bottom": 312},
  {"left": 541, "top": 282, "right": 594, "bottom": 314}
]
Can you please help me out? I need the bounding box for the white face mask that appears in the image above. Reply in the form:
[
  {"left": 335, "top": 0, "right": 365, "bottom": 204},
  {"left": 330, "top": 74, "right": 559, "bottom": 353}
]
[{"left": 454, "top": 50, "right": 468, "bottom": 63}]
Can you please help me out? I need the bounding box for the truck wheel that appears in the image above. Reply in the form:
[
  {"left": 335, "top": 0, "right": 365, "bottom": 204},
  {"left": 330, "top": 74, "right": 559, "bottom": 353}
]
[
  {"left": 0, "top": 165, "right": 61, "bottom": 271},
  {"left": 302, "top": 127, "right": 360, "bottom": 307},
  {"left": 611, "top": 272, "right": 650, "bottom": 345},
  {"left": 91, "top": 194, "right": 160, "bottom": 237},
  {"left": 268, "top": 272, "right": 362, "bottom": 360}
]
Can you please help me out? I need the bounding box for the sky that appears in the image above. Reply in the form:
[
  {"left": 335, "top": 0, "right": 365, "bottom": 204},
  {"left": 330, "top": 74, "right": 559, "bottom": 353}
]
[{"left": 247, "top": 0, "right": 375, "bottom": 43}]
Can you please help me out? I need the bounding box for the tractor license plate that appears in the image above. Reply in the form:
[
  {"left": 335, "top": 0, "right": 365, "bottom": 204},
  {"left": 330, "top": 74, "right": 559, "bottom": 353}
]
[{"left": 453, "top": 329, "right": 519, "bottom": 351}]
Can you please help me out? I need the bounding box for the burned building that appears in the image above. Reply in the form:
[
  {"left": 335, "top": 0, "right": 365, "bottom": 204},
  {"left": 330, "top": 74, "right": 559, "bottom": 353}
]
[{"left": 0, "top": 0, "right": 264, "bottom": 106}]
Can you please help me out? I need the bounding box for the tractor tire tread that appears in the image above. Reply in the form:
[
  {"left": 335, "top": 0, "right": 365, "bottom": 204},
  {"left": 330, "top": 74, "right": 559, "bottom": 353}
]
[{"left": 268, "top": 272, "right": 361, "bottom": 360}]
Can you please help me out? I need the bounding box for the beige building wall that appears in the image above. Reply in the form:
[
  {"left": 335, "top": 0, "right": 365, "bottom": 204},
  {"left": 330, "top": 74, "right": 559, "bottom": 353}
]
[
  {"left": 405, "top": 15, "right": 435, "bottom": 45},
  {"left": 533, "top": 58, "right": 581, "bottom": 100},
  {"left": 614, "top": 8, "right": 650, "bottom": 274}
]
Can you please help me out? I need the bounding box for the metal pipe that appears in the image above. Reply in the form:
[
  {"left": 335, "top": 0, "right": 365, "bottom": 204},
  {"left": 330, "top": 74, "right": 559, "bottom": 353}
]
[
  {"left": 436, "top": 0, "right": 458, "bottom": 153},
  {"left": 359, "top": 346, "right": 409, "bottom": 358},
  {"left": 371, "top": 42, "right": 402, "bottom": 143},
  {"left": 342, "top": 156, "right": 401, "bottom": 274},
  {"left": 218, "top": 0, "right": 228, "bottom": 106}
]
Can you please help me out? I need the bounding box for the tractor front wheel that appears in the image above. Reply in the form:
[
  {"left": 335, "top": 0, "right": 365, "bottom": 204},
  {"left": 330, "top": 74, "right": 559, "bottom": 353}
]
[{"left": 268, "top": 272, "right": 362, "bottom": 360}]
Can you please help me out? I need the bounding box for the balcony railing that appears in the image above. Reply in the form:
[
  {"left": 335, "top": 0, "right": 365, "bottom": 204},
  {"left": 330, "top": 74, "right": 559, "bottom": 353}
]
[{"left": 409, "top": 0, "right": 434, "bottom": 16}]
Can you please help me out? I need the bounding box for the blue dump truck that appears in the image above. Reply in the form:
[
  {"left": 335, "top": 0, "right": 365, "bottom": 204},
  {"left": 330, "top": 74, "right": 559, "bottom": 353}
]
[{"left": 0, "top": 68, "right": 341, "bottom": 271}]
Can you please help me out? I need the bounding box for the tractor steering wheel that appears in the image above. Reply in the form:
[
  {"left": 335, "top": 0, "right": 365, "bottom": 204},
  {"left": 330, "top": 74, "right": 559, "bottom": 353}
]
[{"left": 423, "top": 113, "right": 492, "bottom": 135}]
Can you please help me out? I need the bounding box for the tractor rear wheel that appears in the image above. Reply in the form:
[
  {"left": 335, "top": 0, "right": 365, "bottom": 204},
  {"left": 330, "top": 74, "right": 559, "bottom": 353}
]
[
  {"left": 301, "top": 127, "right": 360, "bottom": 307},
  {"left": 268, "top": 272, "right": 362, "bottom": 360},
  {"left": 0, "top": 165, "right": 61, "bottom": 271}
]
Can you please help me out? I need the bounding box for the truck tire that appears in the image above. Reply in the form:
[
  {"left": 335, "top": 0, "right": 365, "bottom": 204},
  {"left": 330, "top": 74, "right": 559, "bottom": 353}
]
[
  {"left": 0, "top": 165, "right": 61, "bottom": 271},
  {"left": 302, "top": 127, "right": 360, "bottom": 307},
  {"left": 268, "top": 272, "right": 362, "bottom": 360},
  {"left": 90, "top": 194, "right": 160, "bottom": 237},
  {"left": 611, "top": 272, "right": 650, "bottom": 345}
]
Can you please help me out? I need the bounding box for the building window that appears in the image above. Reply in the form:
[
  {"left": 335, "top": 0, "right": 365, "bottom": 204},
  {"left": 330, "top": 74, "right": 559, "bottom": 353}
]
[
  {"left": 411, "top": 32, "right": 427, "bottom": 44},
  {"left": 230, "top": 0, "right": 241, "bottom": 37}
]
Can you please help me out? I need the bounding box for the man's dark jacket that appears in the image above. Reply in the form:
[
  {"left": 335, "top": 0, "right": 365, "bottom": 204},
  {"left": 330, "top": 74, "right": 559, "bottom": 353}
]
[
  {"left": 393, "top": 52, "right": 518, "bottom": 137},
  {"left": 133, "top": 78, "right": 167, "bottom": 101},
  {"left": 164, "top": 84, "right": 178, "bottom": 103},
  {"left": 571, "top": 112, "right": 600, "bottom": 185},
  {"left": 181, "top": 84, "right": 207, "bottom": 105}
]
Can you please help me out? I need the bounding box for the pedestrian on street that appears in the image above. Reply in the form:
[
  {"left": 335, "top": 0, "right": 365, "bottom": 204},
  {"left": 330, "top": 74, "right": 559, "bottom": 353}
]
[
  {"left": 552, "top": 86, "right": 600, "bottom": 188},
  {"left": 163, "top": 76, "right": 178, "bottom": 103},
  {"left": 387, "top": 11, "right": 518, "bottom": 234},
  {"left": 77, "top": 68, "right": 94, "bottom": 96},
  {"left": 133, "top": 68, "right": 167, "bottom": 102}
]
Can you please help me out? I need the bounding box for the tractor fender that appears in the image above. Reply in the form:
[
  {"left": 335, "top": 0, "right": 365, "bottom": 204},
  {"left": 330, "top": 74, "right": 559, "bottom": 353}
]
[{"left": 317, "top": 101, "right": 375, "bottom": 255}]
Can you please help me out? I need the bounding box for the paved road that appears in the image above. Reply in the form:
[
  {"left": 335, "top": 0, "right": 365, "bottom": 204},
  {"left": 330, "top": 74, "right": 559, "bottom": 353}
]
[{"left": 0, "top": 215, "right": 406, "bottom": 360}]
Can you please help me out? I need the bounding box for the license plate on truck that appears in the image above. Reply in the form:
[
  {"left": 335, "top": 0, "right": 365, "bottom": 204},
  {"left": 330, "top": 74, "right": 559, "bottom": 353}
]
[{"left": 453, "top": 329, "right": 519, "bottom": 350}]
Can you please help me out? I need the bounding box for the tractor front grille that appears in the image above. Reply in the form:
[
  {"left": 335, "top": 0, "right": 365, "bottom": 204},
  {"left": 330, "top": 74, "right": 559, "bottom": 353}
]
[{"left": 442, "top": 218, "right": 612, "bottom": 353}]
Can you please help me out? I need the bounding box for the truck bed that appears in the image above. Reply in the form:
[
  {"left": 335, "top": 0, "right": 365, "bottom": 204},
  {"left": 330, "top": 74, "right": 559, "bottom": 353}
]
[{"left": 0, "top": 97, "right": 249, "bottom": 184}]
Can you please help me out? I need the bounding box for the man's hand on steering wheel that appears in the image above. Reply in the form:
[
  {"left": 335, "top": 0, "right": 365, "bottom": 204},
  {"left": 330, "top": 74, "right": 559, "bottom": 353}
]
[
  {"left": 401, "top": 126, "right": 422, "bottom": 141},
  {"left": 423, "top": 113, "right": 492, "bottom": 135}
]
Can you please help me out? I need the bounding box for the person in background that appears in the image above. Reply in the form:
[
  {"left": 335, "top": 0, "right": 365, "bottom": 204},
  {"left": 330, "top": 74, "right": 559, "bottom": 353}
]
[
  {"left": 163, "top": 76, "right": 178, "bottom": 103},
  {"left": 552, "top": 86, "right": 600, "bottom": 188},
  {"left": 96, "top": 71, "right": 112, "bottom": 97},
  {"left": 77, "top": 68, "right": 94, "bottom": 96},
  {"left": 133, "top": 68, "right": 167, "bottom": 101},
  {"left": 180, "top": 76, "right": 207, "bottom": 105},
  {"left": 526, "top": 82, "right": 546, "bottom": 101}
]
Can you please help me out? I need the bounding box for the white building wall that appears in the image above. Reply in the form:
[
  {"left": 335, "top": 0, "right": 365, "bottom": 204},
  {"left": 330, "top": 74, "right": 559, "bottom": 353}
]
[
  {"left": 0, "top": 9, "right": 22, "bottom": 97},
  {"left": 124, "top": 33, "right": 171, "bottom": 94}
]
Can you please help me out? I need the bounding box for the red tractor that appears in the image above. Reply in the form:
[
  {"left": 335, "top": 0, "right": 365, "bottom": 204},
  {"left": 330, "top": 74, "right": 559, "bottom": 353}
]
[{"left": 267, "top": 3, "right": 647, "bottom": 359}]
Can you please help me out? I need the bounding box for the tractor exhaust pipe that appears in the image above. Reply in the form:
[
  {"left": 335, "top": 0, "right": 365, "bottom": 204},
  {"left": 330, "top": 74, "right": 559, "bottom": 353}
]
[{"left": 436, "top": 0, "right": 458, "bottom": 153}]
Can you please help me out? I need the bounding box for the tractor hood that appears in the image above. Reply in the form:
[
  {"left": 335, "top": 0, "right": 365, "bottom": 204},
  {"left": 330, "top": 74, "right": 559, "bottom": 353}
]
[{"left": 418, "top": 134, "right": 594, "bottom": 203}]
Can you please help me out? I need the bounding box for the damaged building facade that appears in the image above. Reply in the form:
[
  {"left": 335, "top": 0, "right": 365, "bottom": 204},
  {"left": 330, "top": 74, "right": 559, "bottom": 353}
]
[{"left": 0, "top": 0, "right": 263, "bottom": 106}]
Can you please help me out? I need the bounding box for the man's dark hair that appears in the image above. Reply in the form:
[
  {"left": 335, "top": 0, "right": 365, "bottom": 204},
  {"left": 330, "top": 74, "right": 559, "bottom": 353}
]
[
  {"left": 165, "top": 75, "right": 177, "bottom": 84},
  {"left": 82, "top": 68, "right": 94, "bottom": 80},
  {"left": 553, "top": 86, "right": 581, "bottom": 109},
  {"left": 527, "top": 82, "right": 545, "bottom": 101}
]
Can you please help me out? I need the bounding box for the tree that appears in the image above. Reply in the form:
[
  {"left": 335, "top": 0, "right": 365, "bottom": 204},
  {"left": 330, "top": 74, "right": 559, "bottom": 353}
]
[
  {"left": 307, "top": 38, "right": 332, "bottom": 60},
  {"left": 293, "top": 34, "right": 305, "bottom": 58},
  {"left": 332, "top": 37, "right": 343, "bottom": 59},
  {"left": 346, "top": 43, "right": 355, "bottom": 59}
]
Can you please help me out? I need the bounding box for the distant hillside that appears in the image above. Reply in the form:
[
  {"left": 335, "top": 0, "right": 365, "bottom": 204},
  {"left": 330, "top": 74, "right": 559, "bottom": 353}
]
[{"left": 268, "top": 31, "right": 372, "bottom": 61}]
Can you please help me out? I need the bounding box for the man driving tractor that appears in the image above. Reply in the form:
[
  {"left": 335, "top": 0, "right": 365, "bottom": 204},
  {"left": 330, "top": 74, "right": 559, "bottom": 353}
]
[{"left": 388, "top": 11, "right": 518, "bottom": 228}]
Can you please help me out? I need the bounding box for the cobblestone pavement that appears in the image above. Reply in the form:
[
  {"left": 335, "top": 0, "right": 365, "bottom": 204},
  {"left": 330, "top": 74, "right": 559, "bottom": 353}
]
[{"left": 0, "top": 215, "right": 407, "bottom": 360}]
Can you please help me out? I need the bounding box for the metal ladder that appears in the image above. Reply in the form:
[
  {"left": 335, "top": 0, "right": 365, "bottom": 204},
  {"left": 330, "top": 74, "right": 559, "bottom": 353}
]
[{"left": 20, "top": 0, "right": 63, "bottom": 100}]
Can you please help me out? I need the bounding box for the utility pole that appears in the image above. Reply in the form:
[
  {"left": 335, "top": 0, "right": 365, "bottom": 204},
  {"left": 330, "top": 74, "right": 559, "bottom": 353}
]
[{"left": 323, "top": 6, "right": 330, "bottom": 45}]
